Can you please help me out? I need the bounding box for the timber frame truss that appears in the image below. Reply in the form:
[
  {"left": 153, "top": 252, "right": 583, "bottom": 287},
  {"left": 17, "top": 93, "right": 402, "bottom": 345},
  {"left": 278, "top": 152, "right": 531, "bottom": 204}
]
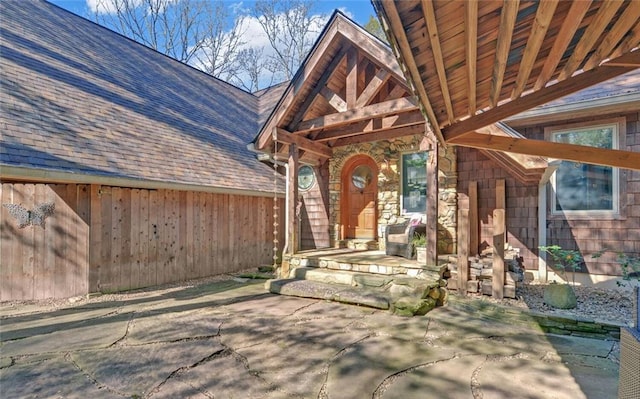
[{"left": 255, "top": 12, "right": 428, "bottom": 165}]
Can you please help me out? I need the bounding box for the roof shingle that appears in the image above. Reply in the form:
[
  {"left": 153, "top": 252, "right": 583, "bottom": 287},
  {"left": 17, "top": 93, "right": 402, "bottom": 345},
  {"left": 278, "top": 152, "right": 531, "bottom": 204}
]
[{"left": 0, "top": 0, "right": 281, "bottom": 195}]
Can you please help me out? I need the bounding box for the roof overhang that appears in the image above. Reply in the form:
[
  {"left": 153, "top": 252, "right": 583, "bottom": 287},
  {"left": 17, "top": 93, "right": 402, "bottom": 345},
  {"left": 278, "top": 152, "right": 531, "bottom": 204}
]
[{"left": 373, "top": 0, "right": 640, "bottom": 170}]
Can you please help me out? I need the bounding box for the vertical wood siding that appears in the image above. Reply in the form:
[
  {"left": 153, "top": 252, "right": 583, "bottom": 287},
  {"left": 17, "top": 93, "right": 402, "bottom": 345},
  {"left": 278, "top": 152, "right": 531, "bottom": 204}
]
[
  {"left": 300, "top": 162, "right": 331, "bottom": 250},
  {"left": 1, "top": 183, "right": 283, "bottom": 300},
  {"left": 1, "top": 183, "right": 90, "bottom": 300},
  {"left": 91, "top": 186, "right": 282, "bottom": 293}
]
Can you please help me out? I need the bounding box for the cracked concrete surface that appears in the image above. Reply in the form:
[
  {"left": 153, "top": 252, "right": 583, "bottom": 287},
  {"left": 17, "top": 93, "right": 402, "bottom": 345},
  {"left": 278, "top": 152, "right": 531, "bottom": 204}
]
[{"left": 1, "top": 280, "right": 619, "bottom": 398}]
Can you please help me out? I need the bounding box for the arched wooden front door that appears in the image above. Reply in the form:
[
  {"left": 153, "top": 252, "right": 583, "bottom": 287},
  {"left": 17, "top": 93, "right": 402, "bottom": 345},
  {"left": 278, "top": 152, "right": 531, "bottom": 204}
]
[{"left": 341, "top": 155, "right": 378, "bottom": 240}]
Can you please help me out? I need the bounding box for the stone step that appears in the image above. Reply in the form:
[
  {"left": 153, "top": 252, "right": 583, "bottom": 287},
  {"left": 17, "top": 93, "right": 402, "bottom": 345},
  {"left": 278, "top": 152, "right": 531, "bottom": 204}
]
[
  {"left": 289, "top": 266, "right": 441, "bottom": 288},
  {"left": 267, "top": 266, "right": 449, "bottom": 316},
  {"left": 265, "top": 279, "right": 390, "bottom": 309},
  {"left": 336, "top": 240, "right": 379, "bottom": 250}
]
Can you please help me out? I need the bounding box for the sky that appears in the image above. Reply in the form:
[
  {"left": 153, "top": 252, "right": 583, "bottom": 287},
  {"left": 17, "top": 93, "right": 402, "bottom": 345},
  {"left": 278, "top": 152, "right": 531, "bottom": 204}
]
[
  {"left": 48, "top": 0, "right": 377, "bottom": 25},
  {"left": 47, "top": 0, "right": 379, "bottom": 89}
]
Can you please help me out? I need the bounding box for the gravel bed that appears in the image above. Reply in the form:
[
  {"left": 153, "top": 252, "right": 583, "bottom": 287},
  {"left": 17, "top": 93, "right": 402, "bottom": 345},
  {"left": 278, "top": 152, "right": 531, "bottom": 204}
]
[{"left": 468, "top": 283, "right": 634, "bottom": 326}]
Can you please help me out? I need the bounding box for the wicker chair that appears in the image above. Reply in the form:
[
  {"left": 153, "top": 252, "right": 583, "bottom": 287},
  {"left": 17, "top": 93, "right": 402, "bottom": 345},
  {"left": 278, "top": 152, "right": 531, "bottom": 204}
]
[
  {"left": 618, "top": 287, "right": 639, "bottom": 399},
  {"left": 385, "top": 221, "right": 426, "bottom": 259}
]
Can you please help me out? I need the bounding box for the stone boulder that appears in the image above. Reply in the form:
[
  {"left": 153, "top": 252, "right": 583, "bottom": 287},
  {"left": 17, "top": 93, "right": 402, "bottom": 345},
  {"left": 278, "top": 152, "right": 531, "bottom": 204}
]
[
  {"left": 543, "top": 284, "right": 577, "bottom": 309},
  {"left": 392, "top": 296, "right": 437, "bottom": 316}
]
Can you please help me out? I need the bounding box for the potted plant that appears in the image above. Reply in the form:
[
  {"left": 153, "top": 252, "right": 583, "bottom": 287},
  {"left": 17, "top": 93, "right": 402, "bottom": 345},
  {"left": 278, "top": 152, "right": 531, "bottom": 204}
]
[
  {"left": 412, "top": 233, "right": 427, "bottom": 263},
  {"left": 538, "top": 245, "right": 584, "bottom": 309}
]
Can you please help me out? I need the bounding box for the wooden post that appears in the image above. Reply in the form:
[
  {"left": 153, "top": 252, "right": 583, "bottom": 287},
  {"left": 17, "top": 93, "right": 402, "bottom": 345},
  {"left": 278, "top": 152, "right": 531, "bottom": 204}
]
[
  {"left": 468, "top": 181, "right": 478, "bottom": 256},
  {"left": 496, "top": 179, "right": 506, "bottom": 242},
  {"left": 493, "top": 209, "right": 505, "bottom": 299},
  {"left": 287, "top": 144, "right": 299, "bottom": 255},
  {"left": 426, "top": 137, "right": 438, "bottom": 267},
  {"left": 457, "top": 209, "right": 469, "bottom": 295}
]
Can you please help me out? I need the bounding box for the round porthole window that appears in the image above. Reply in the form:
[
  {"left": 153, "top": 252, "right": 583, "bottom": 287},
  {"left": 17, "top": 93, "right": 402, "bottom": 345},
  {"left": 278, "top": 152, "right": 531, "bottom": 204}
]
[
  {"left": 298, "top": 165, "right": 315, "bottom": 190},
  {"left": 351, "top": 165, "right": 373, "bottom": 189}
]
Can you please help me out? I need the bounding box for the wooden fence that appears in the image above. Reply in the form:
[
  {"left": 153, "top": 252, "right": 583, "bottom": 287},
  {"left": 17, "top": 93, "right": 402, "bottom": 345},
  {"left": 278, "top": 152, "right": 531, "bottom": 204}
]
[{"left": 1, "top": 183, "right": 283, "bottom": 300}]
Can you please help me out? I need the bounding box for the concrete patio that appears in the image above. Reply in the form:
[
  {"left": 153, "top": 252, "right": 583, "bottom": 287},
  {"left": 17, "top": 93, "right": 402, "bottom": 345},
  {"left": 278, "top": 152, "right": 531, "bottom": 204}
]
[{"left": 0, "top": 278, "right": 619, "bottom": 398}]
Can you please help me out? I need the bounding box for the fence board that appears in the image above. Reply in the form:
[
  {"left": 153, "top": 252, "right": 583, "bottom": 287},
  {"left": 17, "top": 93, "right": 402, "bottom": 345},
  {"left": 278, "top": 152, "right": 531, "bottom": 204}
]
[
  {"left": 2, "top": 183, "right": 280, "bottom": 300},
  {"left": 148, "top": 189, "right": 160, "bottom": 287},
  {"left": 89, "top": 185, "right": 101, "bottom": 292},
  {"left": 1, "top": 184, "right": 14, "bottom": 300},
  {"left": 33, "top": 184, "right": 48, "bottom": 299},
  {"left": 139, "top": 189, "right": 150, "bottom": 288},
  {"left": 130, "top": 189, "right": 141, "bottom": 289}
]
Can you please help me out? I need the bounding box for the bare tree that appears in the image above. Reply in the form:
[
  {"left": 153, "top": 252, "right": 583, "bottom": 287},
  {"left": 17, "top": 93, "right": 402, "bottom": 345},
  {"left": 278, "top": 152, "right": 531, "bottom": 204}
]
[
  {"left": 253, "top": 0, "right": 325, "bottom": 82},
  {"left": 91, "top": 0, "right": 246, "bottom": 80},
  {"left": 232, "top": 47, "right": 276, "bottom": 92}
]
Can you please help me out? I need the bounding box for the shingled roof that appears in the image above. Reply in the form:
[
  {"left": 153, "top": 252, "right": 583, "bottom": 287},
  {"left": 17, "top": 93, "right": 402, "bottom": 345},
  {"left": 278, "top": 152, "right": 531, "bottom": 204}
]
[{"left": 0, "top": 0, "right": 280, "bottom": 196}]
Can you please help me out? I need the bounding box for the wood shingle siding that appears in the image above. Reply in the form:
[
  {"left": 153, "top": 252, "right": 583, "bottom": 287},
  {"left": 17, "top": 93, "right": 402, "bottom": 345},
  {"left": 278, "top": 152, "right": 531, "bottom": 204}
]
[{"left": 1, "top": 183, "right": 283, "bottom": 300}]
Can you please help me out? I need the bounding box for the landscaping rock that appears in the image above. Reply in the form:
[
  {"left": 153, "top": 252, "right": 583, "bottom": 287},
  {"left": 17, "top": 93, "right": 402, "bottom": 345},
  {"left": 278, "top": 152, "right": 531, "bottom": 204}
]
[
  {"left": 544, "top": 284, "right": 577, "bottom": 309},
  {"left": 393, "top": 296, "right": 436, "bottom": 316}
]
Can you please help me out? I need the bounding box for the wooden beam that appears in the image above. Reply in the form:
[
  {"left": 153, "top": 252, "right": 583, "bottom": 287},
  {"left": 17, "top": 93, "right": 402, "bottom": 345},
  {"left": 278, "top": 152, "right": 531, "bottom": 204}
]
[
  {"left": 511, "top": 0, "right": 558, "bottom": 99},
  {"left": 468, "top": 181, "right": 478, "bottom": 256},
  {"left": 295, "top": 96, "right": 418, "bottom": 133},
  {"left": 275, "top": 128, "right": 332, "bottom": 158},
  {"left": 492, "top": 209, "right": 505, "bottom": 299},
  {"left": 465, "top": 0, "right": 478, "bottom": 115},
  {"left": 449, "top": 130, "right": 640, "bottom": 170},
  {"left": 320, "top": 86, "right": 347, "bottom": 113},
  {"left": 583, "top": 4, "right": 640, "bottom": 71},
  {"left": 314, "top": 111, "right": 425, "bottom": 142},
  {"left": 457, "top": 208, "right": 469, "bottom": 296},
  {"left": 287, "top": 46, "right": 349, "bottom": 130},
  {"left": 534, "top": 0, "right": 591, "bottom": 90},
  {"left": 426, "top": 136, "right": 438, "bottom": 267},
  {"left": 346, "top": 47, "right": 358, "bottom": 109},
  {"left": 606, "top": 21, "right": 640, "bottom": 61},
  {"left": 558, "top": 0, "right": 623, "bottom": 81},
  {"left": 356, "top": 69, "right": 390, "bottom": 108},
  {"left": 332, "top": 123, "right": 425, "bottom": 147},
  {"left": 490, "top": 0, "right": 519, "bottom": 107},
  {"left": 443, "top": 61, "right": 637, "bottom": 141},
  {"left": 421, "top": 0, "right": 454, "bottom": 123},
  {"left": 377, "top": 0, "right": 444, "bottom": 144},
  {"left": 287, "top": 144, "right": 299, "bottom": 255}
]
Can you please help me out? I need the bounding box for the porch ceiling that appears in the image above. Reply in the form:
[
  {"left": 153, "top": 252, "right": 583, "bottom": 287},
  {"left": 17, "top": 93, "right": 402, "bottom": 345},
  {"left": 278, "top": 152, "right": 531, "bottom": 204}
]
[
  {"left": 373, "top": 0, "right": 640, "bottom": 170},
  {"left": 255, "top": 13, "right": 428, "bottom": 165}
]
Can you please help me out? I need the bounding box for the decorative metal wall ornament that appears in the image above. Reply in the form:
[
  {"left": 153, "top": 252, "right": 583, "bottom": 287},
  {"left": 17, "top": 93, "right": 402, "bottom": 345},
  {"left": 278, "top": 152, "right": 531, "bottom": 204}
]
[{"left": 2, "top": 202, "right": 55, "bottom": 228}]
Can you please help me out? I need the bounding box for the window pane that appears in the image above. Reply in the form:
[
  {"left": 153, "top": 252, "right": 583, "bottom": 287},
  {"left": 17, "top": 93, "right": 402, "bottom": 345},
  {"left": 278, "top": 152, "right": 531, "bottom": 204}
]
[
  {"left": 351, "top": 165, "right": 372, "bottom": 189},
  {"left": 555, "top": 162, "right": 613, "bottom": 211},
  {"left": 298, "top": 165, "right": 315, "bottom": 190},
  {"left": 402, "top": 152, "right": 428, "bottom": 213},
  {"left": 553, "top": 126, "right": 614, "bottom": 211}
]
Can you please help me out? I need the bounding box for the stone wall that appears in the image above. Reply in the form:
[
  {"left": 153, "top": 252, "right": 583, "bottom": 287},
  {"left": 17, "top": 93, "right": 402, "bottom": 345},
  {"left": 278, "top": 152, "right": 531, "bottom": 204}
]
[{"left": 329, "top": 135, "right": 457, "bottom": 253}]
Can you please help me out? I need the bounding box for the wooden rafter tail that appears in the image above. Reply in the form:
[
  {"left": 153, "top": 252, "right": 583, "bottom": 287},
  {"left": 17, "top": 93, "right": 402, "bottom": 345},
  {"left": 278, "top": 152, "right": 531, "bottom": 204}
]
[
  {"left": 421, "top": 0, "right": 454, "bottom": 123},
  {"left": 557, "top": 0, "right": 623, "bottom": 81},
  {"left": 534, "top": 0, "right": 592, "bottom": 91},
  {"left": 375, "top": 0, "right": 445, "bottom": 146},
  {"left": 465, "top": 0, "right": 478, "bottom": 115},
  {"left": 511, "top": 0, "right": 558, "bottom": 100},
  {"left": 489, "top": 0, "right": 519, "bottom": 108}
]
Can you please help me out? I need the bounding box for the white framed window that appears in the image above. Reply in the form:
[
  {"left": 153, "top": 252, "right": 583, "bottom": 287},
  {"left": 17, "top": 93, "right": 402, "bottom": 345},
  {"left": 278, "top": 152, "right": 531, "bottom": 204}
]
[
  {"left": 401, "top": 151, "right": 428, "bottom": 214},
  {"left": 547, "top": 119, "right": 623, "bottom": 216}
]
